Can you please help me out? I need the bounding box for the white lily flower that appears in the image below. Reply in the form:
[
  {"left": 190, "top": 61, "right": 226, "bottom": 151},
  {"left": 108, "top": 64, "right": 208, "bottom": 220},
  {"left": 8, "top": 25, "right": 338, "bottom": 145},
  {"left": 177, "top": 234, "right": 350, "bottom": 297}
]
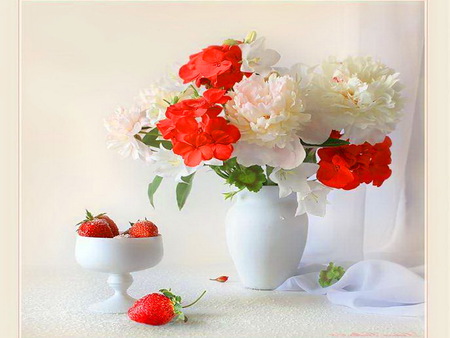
[
  {"left": 151, "top": 146, "right": 198, "bottom": 182},
  {"left": 269, "top": 163, "right": 319, "bottom": 198},
  {"left": 296, "top": 181, "right": 332, "bottom": 217},
  {"left": 239, "top": 38, "right": 281, "bottom": 76}
]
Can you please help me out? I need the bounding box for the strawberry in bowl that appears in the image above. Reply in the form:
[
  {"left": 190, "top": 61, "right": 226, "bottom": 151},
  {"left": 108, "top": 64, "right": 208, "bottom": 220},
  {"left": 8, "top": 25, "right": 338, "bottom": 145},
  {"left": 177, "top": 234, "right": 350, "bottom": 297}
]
[
  {"left": 77, "top": 210, "right": 120, "bottom": 238},
  {"left": 128, "top": 219, "right": 159, "bottom": 238},
  {"left": 75, "top": 211, "right": 164, "bottom": 313}
]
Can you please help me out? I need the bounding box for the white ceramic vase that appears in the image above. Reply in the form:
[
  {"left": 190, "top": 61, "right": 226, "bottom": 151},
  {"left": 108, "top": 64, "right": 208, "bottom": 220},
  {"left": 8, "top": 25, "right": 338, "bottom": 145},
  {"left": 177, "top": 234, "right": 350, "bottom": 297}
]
[{"left": 225, "top": 186, "right": 308, "bottom": 290}]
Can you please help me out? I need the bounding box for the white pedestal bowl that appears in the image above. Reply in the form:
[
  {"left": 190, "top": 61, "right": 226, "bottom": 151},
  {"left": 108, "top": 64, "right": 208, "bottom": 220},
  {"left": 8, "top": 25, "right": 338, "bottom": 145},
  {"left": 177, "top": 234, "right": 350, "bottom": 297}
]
[{"left": 75, "top": 235, "right": 163, "bottom": 314}]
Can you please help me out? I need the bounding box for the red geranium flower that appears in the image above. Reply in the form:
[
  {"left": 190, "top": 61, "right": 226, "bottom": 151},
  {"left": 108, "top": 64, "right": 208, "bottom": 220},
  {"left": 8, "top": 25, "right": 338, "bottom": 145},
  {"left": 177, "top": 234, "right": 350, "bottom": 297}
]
[
  {"left": 203, "top": 115, "right": 241, "bottom": 161},
  {"left": 172, "top": 117, "right": 240, "bottom": 166},
  {"left": 156, "top": 89, "right": 239, "bottom": 167},
  {"left": 173, "top": 132, "right": 214, "bottom": 166},
  {"left": 317, "top": 136, "right": 392, "bottom": 190},
  {"left": 179, "top": 45, "right": 248, "bottom": 90}
]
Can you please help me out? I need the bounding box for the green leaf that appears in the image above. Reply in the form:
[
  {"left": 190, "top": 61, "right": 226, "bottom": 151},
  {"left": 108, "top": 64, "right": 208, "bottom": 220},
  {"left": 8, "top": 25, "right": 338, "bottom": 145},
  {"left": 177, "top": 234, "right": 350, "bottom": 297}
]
[
  {"left": 148, "top": 176, "right": 163, "bottom": 208},
  {"left": 227, "top": 165, "right": 266, "bottom": 192},
  {"left": 304, "top": 148, "right": 317, "bottom": 163},
  {"left": 176, "top": 173, "right": 195, "bottom": 210},
  {"left": 222, "top": 157, "right": 238, "bottom": 171},
  {"left": 302, "top": 137, "right": 350, "bottom": 148},
  {"left": 142, "top": 128, "right": 173, "bottom": 150},
  {"left": 160, "top": 140, "right": 173, "bottom": 150},
  {"left": 142, "top": 128, "right": 159, "bottom": 146},
  {"left": 318, "top": 262, "right": 346, "bottom": 288}
]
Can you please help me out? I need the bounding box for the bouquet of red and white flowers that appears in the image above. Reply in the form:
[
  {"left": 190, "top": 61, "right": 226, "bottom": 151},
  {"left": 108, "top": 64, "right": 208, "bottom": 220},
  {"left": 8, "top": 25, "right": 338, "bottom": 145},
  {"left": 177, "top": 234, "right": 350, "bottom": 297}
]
[{"left": 105, "top": 32, "right": 403, "bottom": 216}]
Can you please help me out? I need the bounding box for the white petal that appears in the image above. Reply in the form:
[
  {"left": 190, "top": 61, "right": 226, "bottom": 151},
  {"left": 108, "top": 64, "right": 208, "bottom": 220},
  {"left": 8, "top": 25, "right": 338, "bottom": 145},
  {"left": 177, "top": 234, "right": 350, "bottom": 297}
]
[
  {"left": 233, "top": 139, "right": 305, "bottom": 170},
  {"left": 295, "top": 193, "right": 307, "bottom": 216},
  {"left": 303, "top": 181, "right": 332, "bottom": 217}
]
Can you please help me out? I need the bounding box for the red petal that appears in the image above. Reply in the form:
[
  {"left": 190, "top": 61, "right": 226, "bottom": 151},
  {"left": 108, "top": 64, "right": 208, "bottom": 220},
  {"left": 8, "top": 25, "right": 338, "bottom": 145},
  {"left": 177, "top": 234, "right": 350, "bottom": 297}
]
[
  {"left": 213, "top": 144, "right": 233, "bottom": 160},
  {"left": 157, "top": 119, "right": 176, "bottom": 139},
  {"left": 203, "top": 88, "right": 231, "bottom": 104},
  {"left": 210, "top": 276, "right": 229, "bottom": 283},
  {"left": 175, "top": 117, "right": 199, "bottom": 135},
  {"left": 185, "top": 149, "right": 203, "bottom": 167},
  {"left": 199, "top": 145, "right": 214, "bottom": 160},
  {"left": 179, "top": 64, "right": 198, "bottom": 83},
  {"left": 173, "top": 141, "right": 194, "bottom": 156},
  {"left": 202, "top": 46, "right": 225, "bottom": 63},
  {"left": 317, "top": 160, "right": 355, "bottom": 189}
]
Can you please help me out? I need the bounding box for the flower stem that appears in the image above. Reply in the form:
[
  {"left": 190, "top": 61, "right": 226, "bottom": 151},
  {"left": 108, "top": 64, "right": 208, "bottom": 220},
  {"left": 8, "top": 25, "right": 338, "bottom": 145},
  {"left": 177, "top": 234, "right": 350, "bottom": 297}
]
[{"left": 182, "top": 290, "right": 207, "bottom": 309}]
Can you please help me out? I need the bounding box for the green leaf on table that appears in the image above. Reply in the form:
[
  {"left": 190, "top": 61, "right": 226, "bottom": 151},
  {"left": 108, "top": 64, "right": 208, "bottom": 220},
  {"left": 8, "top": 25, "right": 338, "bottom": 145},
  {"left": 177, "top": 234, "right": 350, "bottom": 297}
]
[
  {"left": 148, "top": 176, "right": 163, "bottom": 208},
  {"left": 302, "top": 137, "right": 350, "bottom": 148},
  {"left": 318, "top": 262, "right": 346, "bottom": 288},
  {"left": 176, "top": 173, "right": 195, "bottom": 210}
]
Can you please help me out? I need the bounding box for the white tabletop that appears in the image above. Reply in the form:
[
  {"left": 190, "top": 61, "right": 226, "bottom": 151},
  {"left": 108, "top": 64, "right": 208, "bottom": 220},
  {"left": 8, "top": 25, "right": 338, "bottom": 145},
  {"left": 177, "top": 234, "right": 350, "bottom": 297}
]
[{"left": 22, "top": 263, "right": 424, "bottom": 338}]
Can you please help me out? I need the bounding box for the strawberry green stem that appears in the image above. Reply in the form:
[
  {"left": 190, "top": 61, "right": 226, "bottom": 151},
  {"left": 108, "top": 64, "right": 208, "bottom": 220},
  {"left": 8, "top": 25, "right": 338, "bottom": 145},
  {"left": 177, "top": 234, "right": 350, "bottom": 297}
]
[{"left": 181, "top": 290, "right": 206, "bottom": 308}]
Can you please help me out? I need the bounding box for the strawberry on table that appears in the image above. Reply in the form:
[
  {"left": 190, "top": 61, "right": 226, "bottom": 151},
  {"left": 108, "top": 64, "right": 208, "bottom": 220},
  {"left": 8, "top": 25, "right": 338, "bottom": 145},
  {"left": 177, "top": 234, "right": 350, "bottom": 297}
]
[
  {"left": 128, "top": 289, "right": 206, "bottom": 326},
  {"left": 128, "top": 219, "right": 159, "bottom": 238}
]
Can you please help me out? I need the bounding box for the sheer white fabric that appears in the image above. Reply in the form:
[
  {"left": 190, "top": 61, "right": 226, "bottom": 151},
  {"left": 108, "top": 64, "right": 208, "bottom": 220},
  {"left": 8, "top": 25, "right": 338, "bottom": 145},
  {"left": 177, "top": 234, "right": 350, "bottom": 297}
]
[
  {"left": 278, "top": 260, "right": 424, "bottom": 316},
  {"left": 301, "top": 2, "right": 424, "bottom": 269}
]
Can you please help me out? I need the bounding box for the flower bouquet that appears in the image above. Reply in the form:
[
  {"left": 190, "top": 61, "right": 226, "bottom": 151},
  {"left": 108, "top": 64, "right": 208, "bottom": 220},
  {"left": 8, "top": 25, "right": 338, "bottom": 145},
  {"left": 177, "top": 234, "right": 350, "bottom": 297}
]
[{"left": 105, "top": 31, "right": 403, "bottom": 289}]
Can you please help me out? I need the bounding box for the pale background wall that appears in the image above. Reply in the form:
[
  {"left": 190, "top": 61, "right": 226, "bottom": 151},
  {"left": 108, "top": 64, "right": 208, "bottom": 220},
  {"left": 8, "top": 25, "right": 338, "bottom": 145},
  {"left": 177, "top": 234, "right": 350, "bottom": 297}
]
[{"left": 21, "top": 2, "right": 423, "bottom": 269}]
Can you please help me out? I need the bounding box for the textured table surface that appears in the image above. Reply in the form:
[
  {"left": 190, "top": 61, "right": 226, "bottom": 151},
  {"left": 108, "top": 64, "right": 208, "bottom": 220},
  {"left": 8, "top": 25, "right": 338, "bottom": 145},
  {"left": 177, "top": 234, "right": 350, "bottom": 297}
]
[{"left": 22, "top": 263, "right": 424, "bottom": 338}]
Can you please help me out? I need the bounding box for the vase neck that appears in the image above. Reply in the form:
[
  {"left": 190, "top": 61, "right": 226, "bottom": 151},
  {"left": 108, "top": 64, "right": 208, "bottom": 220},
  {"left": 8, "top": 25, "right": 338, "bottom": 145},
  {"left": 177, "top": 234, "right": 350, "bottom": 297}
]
[{"left": 237, "top": 186, "right": 282, "bottom": 202}]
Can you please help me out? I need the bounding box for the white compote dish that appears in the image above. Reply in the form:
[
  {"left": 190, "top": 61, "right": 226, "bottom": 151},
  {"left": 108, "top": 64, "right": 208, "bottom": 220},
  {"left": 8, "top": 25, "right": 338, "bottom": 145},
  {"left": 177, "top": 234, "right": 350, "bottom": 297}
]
[{"left": 75, "top": 234, "right": 163, "bottom": 313}]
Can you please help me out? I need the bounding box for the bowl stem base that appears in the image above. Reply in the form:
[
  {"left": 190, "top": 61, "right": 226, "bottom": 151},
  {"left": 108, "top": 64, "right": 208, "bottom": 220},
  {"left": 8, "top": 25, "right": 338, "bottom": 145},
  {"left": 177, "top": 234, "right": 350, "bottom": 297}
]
[{"left": 89, "top": 273, "right": 136, "bottom": 314}]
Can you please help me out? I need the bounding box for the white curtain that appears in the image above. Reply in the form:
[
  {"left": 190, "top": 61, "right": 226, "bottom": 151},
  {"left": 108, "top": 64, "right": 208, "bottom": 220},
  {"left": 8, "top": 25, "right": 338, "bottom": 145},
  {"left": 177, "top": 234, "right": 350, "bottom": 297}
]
[{"left": 301, "top": 2, "right": 424, "bottom": 269}]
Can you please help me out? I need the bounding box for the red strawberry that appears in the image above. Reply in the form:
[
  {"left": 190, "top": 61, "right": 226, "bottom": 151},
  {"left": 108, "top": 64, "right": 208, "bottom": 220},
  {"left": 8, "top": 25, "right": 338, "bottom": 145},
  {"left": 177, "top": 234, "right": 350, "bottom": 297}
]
[
  {"left": 77, "top": 218, "right": 113, "bottom": 238},
  {"left": 97, "top": 214, "right": 119, "bottom": 236},
  {"left": 128, "top": 289, "right": 206, "bottom": 326},
  {"left": 78, "top": 210, "right": 119, "bottom": 237},
  {"left": 128, "top": 219, "right": 159, "bottom": 238}
]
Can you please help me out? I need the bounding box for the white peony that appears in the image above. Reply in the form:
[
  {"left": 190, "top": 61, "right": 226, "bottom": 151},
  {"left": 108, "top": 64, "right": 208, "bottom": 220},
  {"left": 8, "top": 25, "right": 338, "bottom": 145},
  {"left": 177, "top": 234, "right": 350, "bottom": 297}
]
[
  {"left": 104, "top": 106, "right": 152, "bottom": 162},
  {"left": 137, "top": 71, "right": 195, "bottom": 127},
  {"left": 232, "top": 140, "right": 305, "bottom": 170},
  {"left": 239, "top": 37, "right": 281, "bottom": 76},
  {"left": 151, "top": 146, "right": 198, "bottom": 182},
  {"left": 303, "top": 56, "right": 403, "bottom": 145},
  {"left": 225, "top": 73, "right": 311, "bottom": 169}
]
